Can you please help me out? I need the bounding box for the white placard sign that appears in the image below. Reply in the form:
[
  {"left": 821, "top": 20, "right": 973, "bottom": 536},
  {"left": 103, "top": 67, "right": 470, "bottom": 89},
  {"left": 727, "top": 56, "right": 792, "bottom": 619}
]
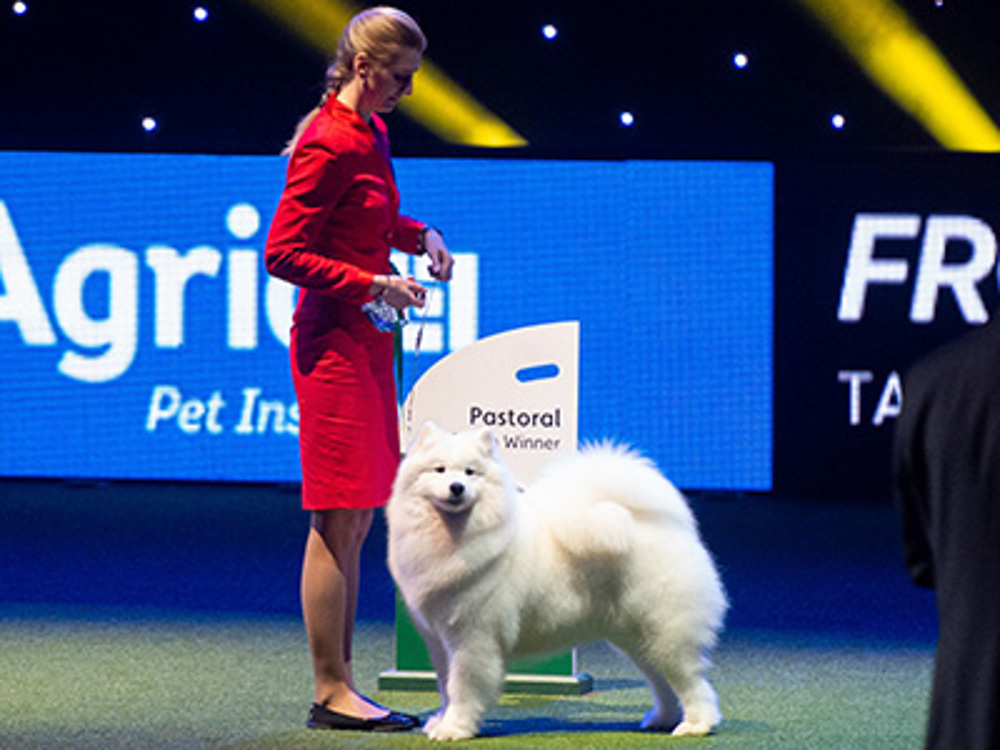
[{"left": 402, "top": 321, "right": 579, "bottom": 485}]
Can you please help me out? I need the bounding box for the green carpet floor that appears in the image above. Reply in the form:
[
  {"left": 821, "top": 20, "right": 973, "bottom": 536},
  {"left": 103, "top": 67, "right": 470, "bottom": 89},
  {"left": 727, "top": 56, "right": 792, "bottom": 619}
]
[{"left": 0, "top": 607, "right": 932, "bottom": 749}]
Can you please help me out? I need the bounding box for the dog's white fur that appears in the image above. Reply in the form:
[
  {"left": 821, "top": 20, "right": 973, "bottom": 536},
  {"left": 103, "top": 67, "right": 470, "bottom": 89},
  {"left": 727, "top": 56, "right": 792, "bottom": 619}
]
[{"left": 387, "top": 422, "right": 728, "bottom": 741}]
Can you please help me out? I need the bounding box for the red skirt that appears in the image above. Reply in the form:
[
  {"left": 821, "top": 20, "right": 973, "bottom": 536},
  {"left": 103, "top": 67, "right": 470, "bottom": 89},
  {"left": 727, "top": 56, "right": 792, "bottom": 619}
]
[{"left": 291, "top": 319, "right": 400, "bottom": 511}]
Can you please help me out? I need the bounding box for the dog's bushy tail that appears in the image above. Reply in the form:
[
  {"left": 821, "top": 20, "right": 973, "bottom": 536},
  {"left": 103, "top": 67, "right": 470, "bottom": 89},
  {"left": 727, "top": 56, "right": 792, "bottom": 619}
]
[
  {"left": 578, "top": 442, "right": 697, "bottom": 529},
  {"left": 532, "top": 442, "right": 699, "bottom": 558}
]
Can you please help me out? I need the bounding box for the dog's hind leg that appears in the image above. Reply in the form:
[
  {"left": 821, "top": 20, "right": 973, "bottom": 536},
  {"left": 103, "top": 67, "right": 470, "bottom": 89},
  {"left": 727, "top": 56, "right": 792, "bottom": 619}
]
[
  {"left": 616, "top": 642, "right": 721, "bottom": 736},
  {"left": 610, "top": 644, "right": 682, "bottom": 731},
  {"left": 424, "top": 639, "right": 505, "bottom": 741}
]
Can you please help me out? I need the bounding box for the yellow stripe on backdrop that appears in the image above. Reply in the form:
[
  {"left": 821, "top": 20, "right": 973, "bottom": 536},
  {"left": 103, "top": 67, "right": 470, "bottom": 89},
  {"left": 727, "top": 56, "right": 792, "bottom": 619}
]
[
  {"left": 242, "top": 0, "right": 528, "bottom": 147},
  {"left": 795, "top": 0, "right": 1000, "bottom": 151}
]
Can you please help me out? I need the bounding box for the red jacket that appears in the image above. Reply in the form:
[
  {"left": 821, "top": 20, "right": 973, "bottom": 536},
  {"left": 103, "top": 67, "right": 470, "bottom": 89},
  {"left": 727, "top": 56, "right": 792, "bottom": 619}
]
[{"left": 265, "top": 96, "right": 425, "bottom": 318}]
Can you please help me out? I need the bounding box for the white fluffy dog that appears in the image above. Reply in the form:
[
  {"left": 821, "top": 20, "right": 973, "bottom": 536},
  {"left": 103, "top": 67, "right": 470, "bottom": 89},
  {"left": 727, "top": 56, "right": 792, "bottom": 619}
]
[{"left": 387, "top": 422, "right": 728, "bottom": 741}]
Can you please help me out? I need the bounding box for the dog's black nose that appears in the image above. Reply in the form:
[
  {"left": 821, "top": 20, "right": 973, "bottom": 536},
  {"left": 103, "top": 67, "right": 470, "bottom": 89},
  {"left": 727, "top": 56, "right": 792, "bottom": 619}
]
[{"left": 449, "top": 482, "right": 465, "bottom": 498}]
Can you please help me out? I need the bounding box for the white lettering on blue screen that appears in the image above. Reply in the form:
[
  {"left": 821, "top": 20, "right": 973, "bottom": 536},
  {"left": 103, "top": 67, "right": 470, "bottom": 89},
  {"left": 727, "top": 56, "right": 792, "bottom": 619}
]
[{"left": 0, "top": 200, "right": 479, "bottom": 383}]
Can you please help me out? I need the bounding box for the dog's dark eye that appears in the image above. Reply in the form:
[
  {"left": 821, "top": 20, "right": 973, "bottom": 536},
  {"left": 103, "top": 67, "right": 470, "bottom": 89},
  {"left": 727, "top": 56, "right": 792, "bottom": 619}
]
[
  {"left": 434, "top": 466, "right": 446, "bottom": 473},
  {"left": 465, "top": 467, "right": 476, "bottom": 476}
]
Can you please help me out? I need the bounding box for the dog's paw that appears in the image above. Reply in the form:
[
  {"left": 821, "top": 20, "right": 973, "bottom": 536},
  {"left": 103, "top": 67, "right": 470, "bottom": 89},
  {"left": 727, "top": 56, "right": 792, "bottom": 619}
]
[
  {"left": 425, "top": 720, "right": 476, "bottom": 741},
  {"left": 423, "top": 711, "right": 443, "bottom": 735},
  {"left": 424, "top": 711, "right": 478, "bottom": 742},
  {"left": 671, "top": 719, "right": 715, "bottom": 737},
  {"left": 670, "top": 701, "right": 721, "bottom": 737}
]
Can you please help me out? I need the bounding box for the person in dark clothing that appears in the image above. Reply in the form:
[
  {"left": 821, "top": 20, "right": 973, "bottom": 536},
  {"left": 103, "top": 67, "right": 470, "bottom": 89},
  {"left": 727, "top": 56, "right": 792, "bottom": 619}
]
[{"left": 894, "top": 315, "right": 1000, "bottom": 750}]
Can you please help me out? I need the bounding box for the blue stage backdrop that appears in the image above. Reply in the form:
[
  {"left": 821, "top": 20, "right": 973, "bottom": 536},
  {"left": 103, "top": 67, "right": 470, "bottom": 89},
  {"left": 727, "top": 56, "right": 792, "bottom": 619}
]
[{"left": 0, "top": 152, "right": 773, "bottom": 490}]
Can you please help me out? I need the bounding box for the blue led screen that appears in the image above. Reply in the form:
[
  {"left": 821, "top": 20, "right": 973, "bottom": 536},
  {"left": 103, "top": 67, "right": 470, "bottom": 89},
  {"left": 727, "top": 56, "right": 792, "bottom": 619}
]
[{"left": 0, "top": 152, "right": 772, "bottom": 489}]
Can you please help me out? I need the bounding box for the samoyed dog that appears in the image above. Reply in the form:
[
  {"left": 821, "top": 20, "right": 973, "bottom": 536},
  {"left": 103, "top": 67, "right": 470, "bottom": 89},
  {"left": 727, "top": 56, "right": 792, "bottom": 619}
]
[{"left": 386, "top": 422, "right": 728, "bottom": 741}]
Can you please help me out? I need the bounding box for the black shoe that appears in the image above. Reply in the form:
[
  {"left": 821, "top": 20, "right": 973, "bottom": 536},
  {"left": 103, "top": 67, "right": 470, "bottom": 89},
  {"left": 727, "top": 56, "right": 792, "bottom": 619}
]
[{"left": 307, "top": 702, "right": 420, "bottom": 732}]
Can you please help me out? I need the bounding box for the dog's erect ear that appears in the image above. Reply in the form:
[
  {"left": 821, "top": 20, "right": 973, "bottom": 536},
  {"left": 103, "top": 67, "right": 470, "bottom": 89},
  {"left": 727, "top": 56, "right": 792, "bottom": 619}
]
[
  {"left": 476, "top": 427, "right": 496, "bottom": 456},
  {"left": 411, "top": 420, "right": 443, "bottom": 451}
]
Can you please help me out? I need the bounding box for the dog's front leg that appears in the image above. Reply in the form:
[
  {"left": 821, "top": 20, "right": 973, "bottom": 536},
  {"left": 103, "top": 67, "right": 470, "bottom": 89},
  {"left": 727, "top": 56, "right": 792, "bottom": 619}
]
[
  {"left": 421, "top": 631, "right": 450, "bottom": 735},
  {"left": 425, "top": 639, "right": 504, "bottom": 741}
]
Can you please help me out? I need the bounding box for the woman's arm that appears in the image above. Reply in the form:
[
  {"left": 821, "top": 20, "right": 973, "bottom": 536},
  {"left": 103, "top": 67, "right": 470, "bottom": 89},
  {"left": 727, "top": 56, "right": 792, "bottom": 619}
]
[{"left": 265, "top": 141, "right": 377, "bottom": 304}]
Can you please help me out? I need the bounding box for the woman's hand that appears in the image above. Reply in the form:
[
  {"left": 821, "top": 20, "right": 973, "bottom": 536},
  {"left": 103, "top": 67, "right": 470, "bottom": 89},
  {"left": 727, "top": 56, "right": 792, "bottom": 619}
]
[
  {"left": 372, "top": 275, "right": 427, "bottom": 310},
  {"left": 421, "top": 228, "right": 454, "bottom": 282}
]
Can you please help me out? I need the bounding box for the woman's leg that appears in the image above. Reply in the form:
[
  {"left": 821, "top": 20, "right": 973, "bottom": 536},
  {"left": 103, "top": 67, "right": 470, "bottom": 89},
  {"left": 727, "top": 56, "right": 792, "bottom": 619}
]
[{"left": 301, "top": 507, "right": 384, "bottom": 718}]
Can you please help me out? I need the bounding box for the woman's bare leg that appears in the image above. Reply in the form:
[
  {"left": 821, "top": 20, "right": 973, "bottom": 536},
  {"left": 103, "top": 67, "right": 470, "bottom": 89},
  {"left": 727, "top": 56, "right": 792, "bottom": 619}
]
[{"left": 300, "top": 508, "right": 385, "bottom": 718}]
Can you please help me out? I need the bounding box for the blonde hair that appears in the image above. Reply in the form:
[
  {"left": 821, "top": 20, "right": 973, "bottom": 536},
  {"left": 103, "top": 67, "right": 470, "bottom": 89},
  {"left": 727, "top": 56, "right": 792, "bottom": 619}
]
[{"left": 283, "top": 6, "right": 427, "bottom": 155}]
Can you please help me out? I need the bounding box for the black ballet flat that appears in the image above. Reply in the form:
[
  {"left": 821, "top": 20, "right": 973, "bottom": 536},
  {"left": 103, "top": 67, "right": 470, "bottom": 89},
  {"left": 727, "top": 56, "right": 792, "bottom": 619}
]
[{"left": 307, "top": 702, "right": 420, "bottom": 732}]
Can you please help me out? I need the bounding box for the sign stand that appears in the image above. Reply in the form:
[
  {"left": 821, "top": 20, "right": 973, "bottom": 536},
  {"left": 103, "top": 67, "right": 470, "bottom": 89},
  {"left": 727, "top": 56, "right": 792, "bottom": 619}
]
[{"left": 378, "top": 321, "right": 593, "bottom": 695}]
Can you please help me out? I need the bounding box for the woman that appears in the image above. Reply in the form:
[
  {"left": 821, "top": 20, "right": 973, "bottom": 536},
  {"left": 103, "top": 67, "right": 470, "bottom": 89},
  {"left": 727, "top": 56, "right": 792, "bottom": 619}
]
[{"left": 265, "top": 6, "right": 453, "bottom": 732}]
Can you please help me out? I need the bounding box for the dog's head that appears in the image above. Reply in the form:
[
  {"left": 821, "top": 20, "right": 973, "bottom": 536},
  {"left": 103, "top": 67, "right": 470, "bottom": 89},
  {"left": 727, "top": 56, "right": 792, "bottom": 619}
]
[{"left": 394, "top": 421, "right": 511, "bottom": 516}]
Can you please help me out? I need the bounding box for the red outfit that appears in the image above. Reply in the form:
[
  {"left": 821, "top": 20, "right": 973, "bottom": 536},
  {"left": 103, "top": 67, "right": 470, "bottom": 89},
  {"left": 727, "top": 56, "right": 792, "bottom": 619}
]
[{"left": 265, "top": 96, "right": 425, "bottom": 510}]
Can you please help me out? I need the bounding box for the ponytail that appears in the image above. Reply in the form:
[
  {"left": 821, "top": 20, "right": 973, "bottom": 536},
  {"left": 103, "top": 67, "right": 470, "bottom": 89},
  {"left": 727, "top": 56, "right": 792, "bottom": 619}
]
[{"left": 281, "top": 7, "right": 425, "bottom": 155}]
